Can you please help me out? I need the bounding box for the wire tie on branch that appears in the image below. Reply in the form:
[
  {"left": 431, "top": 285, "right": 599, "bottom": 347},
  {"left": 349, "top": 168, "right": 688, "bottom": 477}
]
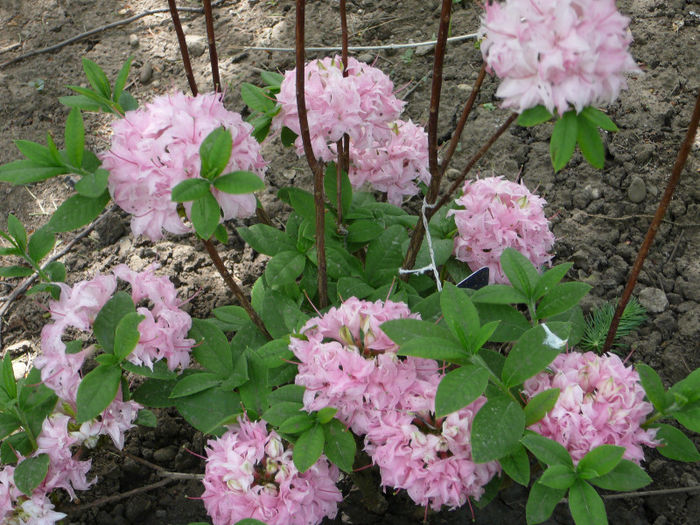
[{"left": 399, "top": 199, "right": 442, "bottom": 291}]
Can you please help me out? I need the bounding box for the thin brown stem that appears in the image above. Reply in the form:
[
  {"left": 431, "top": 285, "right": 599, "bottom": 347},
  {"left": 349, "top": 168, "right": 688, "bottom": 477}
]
[
  {"left": 202, "top": 238, "right": 272, "bottom": 339},
  {"left": 339, "top": 0, "right": 349, "bottom": 68},
  {"left": 62, "top": 478, "right": 176, "bottom": 514},
  {"left": 202, "top": 0, "right": 221, "bottom": 92},
  {"left": 295, "top": 0, "right": 328, "bottom": 307},
  {"left": 167, "top": 0, "right": 198, "bottom": 96},
  {"left": 336, "top": 138, "right": 345, "bottom": 228},
  {"left": 607, "top": 90, "right": 700, "bottom": 356},
  {"left": 440, "top": 63, "right": 487, "bottom": 174},
  {"left": 335, "top": 0, "right": 350, "bottom": 230}
]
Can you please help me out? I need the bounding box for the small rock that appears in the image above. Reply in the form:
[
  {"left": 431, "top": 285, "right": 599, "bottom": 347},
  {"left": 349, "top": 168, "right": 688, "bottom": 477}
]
[
  {"left": 638, "top": 287, "right": 668, "bottom": 313},
  {"left": 414, "top": 44, "right": 434, "bottom": 57},
  {"left": 185, "top": 34, "right": 207, "bottom": 57},
  {"left": 12, "top": 360, "right": 27, "bottom": 380},
  {"left": 139, "top": 63, "right": 153, "bottom": 84},
  {"left": 357, "top": 53, "right": 374, "bottom": 64},
  {"left": 678, "top": 307, "right": 700, "bottom": 337},
  {"left": 270, "top": 21, "right": 287, "bottom": 41},
  {"left": 128, "top": 34, "right": 139, "bottom": 47},
  {"left": 153, "top": 446, "right": 178, "bottom": 463},
  {"left": 627, "top": 176, "right": 646, "bottom": 203},
  {"left": 456, "top": 83, "right": 471, "bottom": 91}
]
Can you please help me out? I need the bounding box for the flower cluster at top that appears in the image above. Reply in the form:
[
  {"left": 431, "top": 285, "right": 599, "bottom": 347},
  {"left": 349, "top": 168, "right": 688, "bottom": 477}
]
[
  {"left": 478, "top": 0, "right": 639, "bottom": 115},
  {"left": 0, "top": 265, "right": 195, "bottom": 524},
  {"left": 523, "top": 351, "right": 659, "bottom": 464},
  {"left": 274, "top": 56, "right": 430, "bottom": 204},
  {"left": 449, "top": 176, "right": 555, "bottom": 284},
  {"left": 101, "top": 92, "right": 266, "bottom": 240},
  {"left": 202, "top": 416, "right": 342, "bottom": 525},
  {"left": 290, "top": 297, "right": 500, "bottom": 510}
]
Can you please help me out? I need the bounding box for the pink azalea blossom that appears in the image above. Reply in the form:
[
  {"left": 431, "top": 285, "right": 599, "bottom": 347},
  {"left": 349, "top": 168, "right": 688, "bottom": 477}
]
[
  {"left": 0, "top": 466, "right": 19, "bottom": 521},
  {"left": 48, "top": 275, "right": 117, "bottom": 331},
  {"left": 365, "top": 396, "right": 501, "bottom": 510},
  {"left": 290, "top": 298, "right": 438, "bottom": 434},
  {"left": 348, "top": 119, "right": 430, "bottom": 205},
  {"left": 274, "top": 56, "right": 404, "bottom": 161},
  {"left": 15, "top": 493, "right": 67, "bottom": 525},
  {"left": 202, "top": 416, "right": 341, "bottom": 525},
  {"left": 522, "top": 351, "right": 659, "bottom": 464},
  {"left": 478, "top": 0, "right": 640, "bottom": 114},
  {"left": 101, "top": 92, "right": 266, "bottom": 240},
  {"left": 448, "top": 176, "right": 555, "bottom": 284}
]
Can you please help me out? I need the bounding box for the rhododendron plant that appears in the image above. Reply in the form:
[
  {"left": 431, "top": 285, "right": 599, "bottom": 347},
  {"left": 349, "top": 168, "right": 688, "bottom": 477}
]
[{"left": 449, "top": 176, "right": 555, "bottom": 284}]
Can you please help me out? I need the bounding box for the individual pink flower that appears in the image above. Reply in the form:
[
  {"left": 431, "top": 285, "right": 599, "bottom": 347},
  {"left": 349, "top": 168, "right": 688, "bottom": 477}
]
[
  {"left": 348, "top": 119, "right": 430, "bottom": 205},
  {"left": 48, "top": 275, "right": 117, "bottom": 331},
  {"left": 202, "top": 416, "right": 341, "bottom": 525},
  {"left": 448, "top": 176, "right": 555, "bottom": 284},
  {"left": 365, "top": 396, "right": 501, "bottom": 510},
  {"left": 478, "top": 0, "right": 640, "bottom": 114},
  {"left": 290, "top": 297, "right": 438, "bottom": 434},
  {"left": 101, "top": 92, "right": 267, "bottom": 240},
  {"left": 14, "top": 493, "right": 67, "bottom": 525},
  {"left": 522, "top": 351, "right": 659, "bottom": 464},
  {"left": 98, "top": 393, "right": 142, "bottom": 450},
  {"left": 273, "top": 56, "right": 404, "bottom": 161},
  {"left": 0, "top": 465, "right": 19, "bottom": 521}
]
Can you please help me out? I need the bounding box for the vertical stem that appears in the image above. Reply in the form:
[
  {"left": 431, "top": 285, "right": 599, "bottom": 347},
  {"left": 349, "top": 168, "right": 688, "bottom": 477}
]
[
  {"left": 202, "top": 239, "right": 272, "bottom": 339},
  {"left": 295, "top": 0, "right": 328, "bottom": 307},
  {"left": 202, "top": 0, "right": 221, "bottom": 92},
  {"left": 608, "top": 90, "right": 700, "bottom": 357},
  {"left": 336, "top": 139, "right": 345, "bottom": 228},
  {"left": 401, "top": 0, "right": 452, "bottom": 274},
  {"left": 166, "top": 0, "right": 198, "bottom": 96},
  {"left": 335, "top": 0, "right": 350, "bottom": 231}
]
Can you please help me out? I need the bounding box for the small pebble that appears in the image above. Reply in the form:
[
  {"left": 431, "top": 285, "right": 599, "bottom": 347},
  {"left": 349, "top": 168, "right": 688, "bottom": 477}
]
[
  {"left": 638, "top": 287, "right": 669, "bottom": 313},
  {"left": 128, "top": 34, "right": 139, "bottom": 47},
  {"left": 139, "top": 63, "right": 153, "bottom": 84},
  {"left": 627, "top": 175, "right": 647, "bottom": 203},
  {"left": 414, "top": 44, "right": 434, "bottom": 57},
  {"left": 185, "top": 34, "right": 207, "bottom": 57},
  {"left": 357, "top": 53, "right": 374, "bottom": 64},
  {"left": 12, "top": 360, "right": 27, "bottom": 380}
]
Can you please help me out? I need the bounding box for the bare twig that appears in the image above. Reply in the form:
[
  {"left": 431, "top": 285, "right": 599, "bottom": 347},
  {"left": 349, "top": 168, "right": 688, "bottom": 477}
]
[
  {"left": 62, "top": 478, "right": 176, "bottom": 514},
  {"left": 0, "top": 42, "right": 21, "bottom": 55},
  {"left": 295, "top": 0, "right": 328, "bottom": 307},
  {"left": 167, "top": 0, "right": 198, "bottom": 96},
  {"left": 607, "top": 89, "right": 700, "bottom": 356},
  {"left": 202, "top": 0, "right": 221, "bottom": 92},
  {"left": 0, "top": 1, "right": 226, "bottom": 70}
]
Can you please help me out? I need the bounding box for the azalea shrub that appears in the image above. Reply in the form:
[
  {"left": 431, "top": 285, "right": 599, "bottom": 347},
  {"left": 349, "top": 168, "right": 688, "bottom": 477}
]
[{"left": 0, "top": 1, "right": 699, "bottom": 525}]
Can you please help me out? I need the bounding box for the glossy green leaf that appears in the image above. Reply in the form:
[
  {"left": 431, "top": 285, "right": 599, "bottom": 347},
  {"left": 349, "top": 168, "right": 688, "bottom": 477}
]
[
  {"left": 76, "top": 365, "right": 122, "bottom": 422},
  {"left": 435, "top": 365, "right": 489, "bottom": 417},
  {"left": 577, "top": 115, "right": 605, "bottom": 169},
  {"left": 500, "top": 248, "right": 539, "bottom": 298},
  {"left": 636, "top": 363, "right": 670, "bottom": 412},
  {"left": 336, "top": 276, "right": 375, "bottom": 301},
  {"left": 550, "top": 110, "right": 578, "bottom": 172},
  {"left": 169, "top": 372, "right": 222, "bottom": 398},
  {"left": 0, "top": 159, "right": 66, "bottom": 185},
  {"left": 237, "top": 224, "right": 296, "bottom": 256},
  {"left": 581, "top": 106, "right": 618, "bottom": 132},
  {"left": 397, "top": 336, "right": 467, "bottom": 363},
  {"left": 524, "top": 388, "right": 561, "bottom": 426},
  {"left": 654, "top": 423, "right": 700, "bottom": 462},
  {"left": 472, "top": 284, "right": 528, "bottom": 305},
  {"left": 536, "top": 282, "right": 591, "bottom": 320},
  {"left": 113, "top": 312, "right": 144, "bottom": 360},
  {"left": 14, "top": 454, "right": 50, "bottom": 496},
  {"left": 0, "top": 265, "right": 33, "bottom": 278},
  {"left": 279, "top": 413, "right": 315, "bottom": 434},
  {"left": 264, "top": 250, "right": 306, "bottom": 287},
  {"left": 588, "top": 459, "right": 652, "bottom": 492},
  {"left": 191, "top": 192, "right": 221, "bottom": 240},
  {"left": 64, "top": 107, "right": 85, "bottom": 167},
  {"left": 293, "top": 424, "right": 325, "bottom": 473},
  {"left": 47, "top": 190, "right": 110, "bottom": 232},
  {"left": 576, "top": 445, "right": 624, "bottom": 479},
  {"left": 135, "top": 408, "right": 157, "bottom": 427},
  {"left": 471, "top": 394, "right": 525, "bottom": 462},
  {"left": 532, "top": 262, "right": 573, "bottom": 300},
  {"left": 502, "top": 324, "right": 564, "bottom": 388},
  {"left": 262, "top": 401, "right": 304, "bottom": 427},
  {"left": 364, "top": 225, "right": 408, "bottom": 286},
  {"left": 281, "top": 126, "right": 297, "bottom": 147},
  {"left": 171, "top": 178, "right": 212, "bottom": 202},
  {"left": 14, "top": 140, "right": 56, "bottom": 166},
  {"left": 200, "top": 127, "right": 233, "bottom": 179},
  {"left": 93, "top": 292, "right": 136, "bottom": 354},
  {"left": 521, "top": 432, "right": 573, "bottom": 468},
  {"left": 214, "top": 171, "right": 265, "bottom": 194},
  {"left": 323, "top": 419, "right": 356, "bottom": 473},
  {"left": 7, "top": 214, "right": 26, "bottom": 251},
  {"left": 539, "top": 463, "right": 576, "bottom": 490},
  {"left": 517, "top": 105, "right": 553, "bottom": 127},
  {"left": 112, "top": 56, "right": 133, "bottom": 103},
  {"left": 241, "top": 83, "right": 276, "bottom": 113},
  {"left": 526, "top": 481, "right": 566, "bottom": 525},
  {"left": 190, "top": 319, "right": 234, "bottom": 377},
  {"left": 568, "top": 480, "right": 608, "bottom": 525},
  {"left": 174, "top": 387, "right": 241, "bottom": 436},
  {"left": 2, "top": 355, "right": 17, "bottom": 400},
  {"left": 132, "top": 378, "right": 177, "bottom": 408},
  {"left": 500, "top": 443, "right": 530, "bottom": 486},
  {"left": 82, "top": 58, "right": 112, "bottom": 98}
]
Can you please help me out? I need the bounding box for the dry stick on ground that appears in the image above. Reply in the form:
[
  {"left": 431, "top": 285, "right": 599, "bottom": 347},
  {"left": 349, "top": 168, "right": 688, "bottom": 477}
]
[
  {"left": 167, "top": 0, "right": 198, "bottom": 96},
  {"left": 63, "top": 478, "right": 176, "bottom": 514},
  {"left": 295, "top": 0, "right": 329, "bottom": 307},
  {"left": 401, "top": 0, "right": 453, "bottom": 275},
  {"left": 0, "top": 1, "right": 227, "bottom": 70},
  {"left": 0, "top": 205, "right": 119, "bottom": 349},
  {"left": 202, "top": 0, "right": 221, "bottom": 93},
  {"left": 605, "top": 89, "right": 700, "bottom": 356}
]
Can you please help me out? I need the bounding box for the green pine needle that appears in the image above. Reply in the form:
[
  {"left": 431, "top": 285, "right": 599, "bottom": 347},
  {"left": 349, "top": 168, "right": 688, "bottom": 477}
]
[{"left": 580, "top": 298, "right": 647, "bottom": 354}]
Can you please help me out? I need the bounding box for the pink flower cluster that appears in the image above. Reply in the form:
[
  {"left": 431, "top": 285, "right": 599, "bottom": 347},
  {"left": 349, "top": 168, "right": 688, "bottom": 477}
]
[
  {"left": 478, "top": 0, "right": 640, "bottom": 115},
  {"left": 523, "top": 352, "right": 658, "bottom": 464},
  {"left": 101, "top": 92, "right": 267, "bottom": 240},
  {"left": 448, "top": 176, "right": 555, "bottom": 284},
  {"left": 291, "top": 298, "right": 500, "bottom": 509},
  {"left": 202, "top": 416, "right": 341, "bottom": 525},
  {"left": 0, "top": 467, "right": 66, "bottom": 525},
  {"left": 349, "top": 119, "right": 430, "bottom": 205},
  {"left": 274, "top": 56, "right": 404, "bottom": 162}
]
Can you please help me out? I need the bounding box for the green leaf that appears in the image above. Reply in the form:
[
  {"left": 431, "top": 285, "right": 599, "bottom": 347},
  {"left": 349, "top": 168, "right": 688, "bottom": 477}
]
[
  {"left": 132, "top": 378, "right": 177, "bottom": 408},
  {"left": 76, "top": 365, "right": 122, "bottom": 422},
  {"left": 472, "top": 284, "right": 528, "bottom": 305},
  {"left": 521, "top": 432, "right": 573, "bottom": 468},
  {"left": 323, "top": 419, "right": 356, "bottom": 473},
  {"left": 191, "top": 192, "right": 221, "bottom": 239},
  {"left": 547, "top": 305, "right": 586, "bottom": 347},
  {"left": 336, "top": 276, "right": 375, "bottom": 301},
  {"left": 261, "top": 70, "right": 284, "bottom": 88},
  {"left": 214, "top": 223, "right": 228, "bottom": 244},
  {"left": 654, "top": 423, "right": 700, "bottom": 462},
  {"left": 94, "top": 292, "right": 136, "bottom": 354},
  {"left": 364, "top": 225, "right": 408, "bottom": 287},
  {"left": 532, "top": 262, "right": 574, "bottom": 301},
  {"left": 214, "top": 171, "right": 265, "bottom": 194},
  {"left": 500, "top": 248, "right": 539, "bottom": 298},
  {"left": 576, "top": 445, "right": 624, "bottom": 479},
  {"left": 113, "top": 56, "right": 133, "bottom": 103},
  {"left": 113, "top": 312, "right": 144, "bottom": 360},
  {"left": 346, "top": 220, "right": 384, "bottom": 244},
  {"left": 241, "top": 83, "right": 276, "bottom": 113},
  {"left": 293, "top": 424, "right": 325, "bottom": 473},
  {"left": 0, "top": 159, "right": 66, "bottom": 185},
  {"left": 550, "top": 110, "right": 578, "bottom": 172},
  {"left": 174, "top": 387, "right": 241, "bottom": 436},
  {"left": 7, "top": 214, "right": 27, "bottom": 251},
  {"left": 581, "top": 106, "right": 618, "bottom": 132},
  {"left": 281, "top": 126, "right": 297, "bottom": 147},
  {"left": 569, "top": 480, "right": 608, "bottom": 525},
  {"left": 44, "top": 260, "right": 66, "bottom": 282},
  {"left": 190, "top": 319, "right": 234, "bottom": 377},
  {"left": 82, "top": 58, "right": 112, "bottom": 98},
  {"left": 262, "top": 401, "right": 304, "bottom": 426},
  {"left": 0, "top": 265, "right": 33, "bottom": 278},
  {"left": 441, "top": 282, "right": 480, "bottom": 348},
  {"left": 526, "top": 481, "right": 566, "bottom": 524},
  {"left": 471, "top": 394, "right": 525, "bottom": 462},
  {"left": 14, "top": 140, "right": 56, "bottom": 166},
  {"left": 121, "top": 360, "right": 176, "bottom": 380},
  {"left": 278, "top": 187, "right": 315, "bottom": 224},
  {"left": 636, "top": 364, "right": 669, "bottom": 412},
  {"left": 673, "top": 402, "right": 700, "bottom": 433},
  {"left": 118, "top": 91, "right": 139, "bottom": 112},
  {"left": 47, "top": 190, "right": 110, "bottom": 232},
  {"left": 577, "top": 115, "right": 605, "bottom": 169},
  {"left": 14, "top": 454, "right": 50, "bottom": 496},
  {"left": 588, "top": 459, "right": 652, "bottom": 492},
  {"left": 239, "top": 350, "right": 269, "bottom": 418},
  {"left": 257, "top": 338, "right": 294, "bottom": 368},
  {"left": 525, "top": 388, "right": 561, "bottom": 426},
  {"left": 1, "top": 433, "right": 33, "bottom": 464},
  {"left": 249, "top": 114, "right": 272, "bottom": 143},
  {"left": 211, "top": 305, "right": 250, "bottom": 332},
  {"left": 316, "top": 407, "right": 337, "bottom": 425},
  {"left": 96, "top": 353, "right": 120, "bottom": 366},
  {"left": 135, "top": 408, "right": 157, "bottom": 427},
  {"left": 501, "top": 324, "right": 564, "bottom": 388},
  {"left": 200, "top": 127, "right": 233, "bottom": 179},
  {"left": 279, "top": 413, "right": 315, "bottom": 434},
  {"left": 517, "top": 105, "right": 553, "bottom": 127},
  {"left": 476, "top": 303, "right": 531, "bottom": 342},
  {"left": 435, "top": 365, "right": 489, "bottom": 417},
  {"left": 236, "top": 520, "right": 268, "bottom": 525},
  {"left": 170, "top": 372, "right": 222, "bottom": 398},
  {"left": 237, "top": 224, "right": 296, "bottom": 256},
  {"left": 264, "top": 250, "right": 306, "bottom": 287},
  {"left": 0, "top": 413, "right": 21, "bottom": 440},
  {"left": 171, "top": 178, "right": 212, "bottom": 202},
  {"left": 2, "top": 355, "right": 17, "bottom": 399},
  {"left": 397, "top": 336, "right": 467, "bottom": 363},
  {"left": 324, "top": 162, "right": 352, "bottom": 217},
  {"left": 500, "top": 443, "right": 530, "bottom": 486},
  {"left": 268, "top": 384, "right": 304, "bottom": 405},
  {"left": 539, "top": 463, "right": 576, "bottom": 490},
  {"left": 59, "top": 94, "right": 103, "bottom": 112},
  {"left": 74, "top": 168, "right": 109, "bottom": 198},
  {"left": 261, "top": 291, "right": 308, "bottom": 338},
  {"left": 64, "top": 107, "right": 85, "bottom": 167}
]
